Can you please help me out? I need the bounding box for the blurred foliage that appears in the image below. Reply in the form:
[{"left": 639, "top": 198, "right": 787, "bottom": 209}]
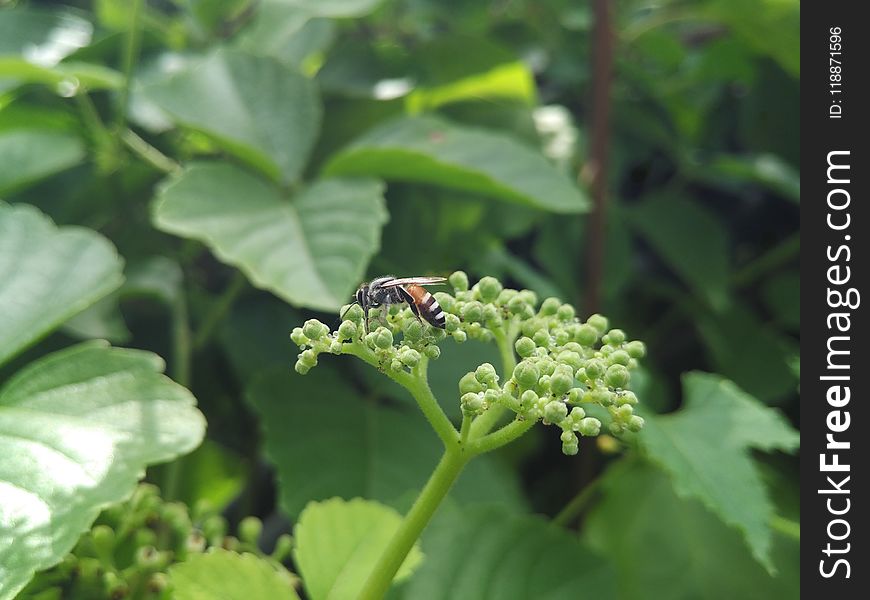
[{"left": 1, "top": 0, "right": 798, "bottom": 598}]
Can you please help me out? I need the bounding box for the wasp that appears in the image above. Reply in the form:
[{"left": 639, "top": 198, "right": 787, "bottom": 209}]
[{"left": 342, "top": 276, "right": 448, "bottom": 333}]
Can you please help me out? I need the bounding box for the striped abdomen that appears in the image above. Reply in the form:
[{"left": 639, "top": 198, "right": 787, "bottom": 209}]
[{"left": 405, "top": 284, "right": 446, "bottom": 328}]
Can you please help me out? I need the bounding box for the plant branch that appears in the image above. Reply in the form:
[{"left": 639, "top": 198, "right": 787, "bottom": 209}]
[
  {"left": 469, "top": 323, "right": 518, "bottom": 438},
  {"left": 553, "top": 476, "right": 603, "bottom": 527},
  {"left": 115, "top": 0, "right": 144, "bottom": 128},
  {"left": 193, "top": 271, "right": 247, "bottom": 349},
  {"left": 121, "top": 129, "right": 181, "bottom": 174},
  {"left": 358, "top": 448, "right": 469, "bottom": 600},
  {"left": 342, "top": 342, "right": 458, "bottom": 447},
  {"left": 469, "top": 417, "right": 536, "bottom": 455}
]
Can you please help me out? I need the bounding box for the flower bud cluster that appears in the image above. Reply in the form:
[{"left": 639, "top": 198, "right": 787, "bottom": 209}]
[
  {"left": 291, "top": 273, "right": 645, "bottom": 454},
  {"left": 20, "top": 484, "right": 292, "bottom": 598}
]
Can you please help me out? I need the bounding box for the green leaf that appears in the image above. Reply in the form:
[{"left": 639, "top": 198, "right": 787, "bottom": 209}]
[
  {"left": 61, "top": 294, "right": 130, "bottom": 343},
  {"left": 0, "top": 341, "right": 206, "bottom": 600},
  {"left": 401, "top": 506, "right": 615, "bottom": 599},
  {"left": 0, "top": 9, "right": 92, "bottom": 59},
  {"left": 625, "top": 194, "right": 730, "bottom": 309},
  {"left": 246, "top": 368, "right": 527, "bottom": 518},
  {"left": 152, "top": 162, "right": 387, "bottom": 312},
  {"left": 0, "top": 202, "right": 124, "bottom": 366},
  {"left": 697, "top": 303, "right": 798, "bottom": 403},
  {"left": 0, "top": 57, "right": 123, "bottom": 91},
  {"left": 294, "top": 498, "right": 423, "bottom": 600},
  {"left": 169, "top": 549, "right": 300, "bottom": 600},
  {"left": 323, "top": 115, "right": 589, "bottom": 213},
  {"left": 691, "top": 153, "right": 800, "bottom": 203},
  {"left": 139, "top": 49, "right": 321, "bottom": 183},
  {"left": 0, "top": 131, "right": 86, "bottom": 194},
  {"left": 584, "top": 459, "right": 799, "bottom": 600},
  {"left": 265, "top": 0, "right": 386, "bottom": 18},
  {"left": 235, "top": 6, "right": 335, "bottom": 66},
  {"left": 639, "top": 372, "right": 799, "bottom": 572}
]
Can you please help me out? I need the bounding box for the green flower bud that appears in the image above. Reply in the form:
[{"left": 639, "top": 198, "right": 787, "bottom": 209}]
[
  {"left": 390, "top": 358, "right": 404, "bottom": 372},
  {"left": 520, "top": 389, "right": 539, "bottom": 410},
  {"left": 302, "top": 319, "right": 328, "bottom": 340},
  {"left": 467, "top": 322, "right": 484, "bottom": 338},
  {"left": 272, "top": 534, "right": 294, "bottom": 562},
  {"left": 587, "top": 314, "right": 609, "bottom": 334},
  {"left": 575, "top": 324, "right": 598, "bottom": 346},
  {"left": 399, "top": 348, "right": 421, "bottom": 367},
  {"left": 476, "top": 276, "right": 503, "bottom": 302},
  {"left": 537, "top": 374, "right": 551, "bottom": 392},
  {"left": 609, "top": 422, "right": 626, "bottom": 435},
  {"left": 403, "top": 319, "right": 424, "bottom": 342},
  {"left": 445, "top": 313, "right": 461, "bottom": 332},
  {"left": 540, "top": 297, "right": 561, "bottom": 316},
  {"left": 330, "top": 341, "right": 343, "bottom": 354},
  {"left": 238, "top": 516, "right": 262, "bottom": 545},
  {"left": 608, "top": 350, "right": 631, "bottom": 366},
  {"left": 342, "top": 303, "right": 364, "bottom": 322},
  {"left": 507, "top": 295, "right": 527, "bottom": 315},
  {"left": 294, "top": 360, "right": 311, "bottom": 375},
  {"left": 585, "top": 387, "right": 614, "bottom": 405},
  {"left": 549, "top": 371, "right": 573, "bottom": 395},
  {"left": 461, "top": 392, "right": 485, "bottom": 416},
  {"left": 338, "top": 320, "right": 357, "bottom": 341},
  {"left": 452, "top": 329, "right": 467, "bottom": 343},
  {"left": 563, "top": 341, "right": 584, "bottom": 353},
  {"left": 449, "top": 271, "right": 469, "bottom": 292},
  {"left": 373, "top": 327, "right": 393, "bottom": 349},
  {"left": 482, "top": 304, "right": 499, "bottom": 322},
  {"left": 561, "top": 430, "right": 578, "bottom": 443},
  {"left": 483, "top": 388, "right": 501, "bottom": 407},
  {"left": 616, "top": 390, "right": 639, "bottom": 406},
  {"left": 584, "top": 359, "right": 605, "bottom": 380},
  {"left": 424, "top": 344, "right": 441, "bottom": 359},
  {"left": 578, "top": 417, "right": 602, "bottom": 436},
  {"left": 570, "top": 406, "right": 586, "bottom": 422},
  {"left": 562, "top": 441, "right": 580, "bottom": 456},
  {"left": 518, "top": 289, "right": 538, "bottom": 307},
  {"left": 628, "top": 415, "right": 646, "bottom": 432},
  {"left": 186, "top": 530, "right": 207, "bottom": 554},
  {"left": 567, "top": 387, "right": 585, "bottom": 405},
  {"left": 616, "top": 404, "right": 634, "bottom": 421},
  {"left": 556, "top": 304, "right": 575, "bottom": 321},
  {"left": 434, "top": 292, "right": 455, "bottom": 312},
  {"left": 556, "top": 350, "right": 583, "bottom": 371},
  {"left": 533, "top": 329, "right": 551, "bottom": 348},
  {"left": 515, "top": 336, "right": 536, "bottom": 357},
  {"left": 603, "top": 328, "right": 626, "bottom": 345},
  {"left": 554, "top": 329, "right": 571, "bottom": 345},
  {"left": 299, "top": 349, "right": 318, "bottom": 367},
  {"left": 459, "top": 371, "right": 485, "bottom": 394},
  {"left": 475, "top": 363, "right": 499, "bottom": 386},
  {"left": 462, "top": 301, "right": 484, "bottom": 323},
  {"left": 496, "top": 289, "right": 518, "bottom": 305},
  {"left": 605, "top": 364, "right": 630, "bottom": 388},
  {"left": 513, "top": 361, "right": 540, "bottom": 388},
  {"left": 290, "top": 327, "right": 308, "bottom": 346},
  {"left": 625, "top": 340, "right": 647, "bottom": 358},
  {"left": 543, "top": 400, "right": 568, "bottom": 423}
]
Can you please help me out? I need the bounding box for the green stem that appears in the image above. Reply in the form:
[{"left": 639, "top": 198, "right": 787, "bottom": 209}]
[
  {"left": 358, "top": 448, "right": 469, "bottom": 600},
  {"left": 343, "top": 342, "right": 458, "bottom": 447},
  {"left": 732, "top": 232, "right": 799, "bottom": 288},
  {"left": 459, "top": 413, "right": 472, "bottom": 446},
  {"left": 470, "top": 417, "right": 536, "bottom": 455},
  {"left": 121, "top": 129, "right": 181, "bottom": 174},
  {"left": 163, "top": 290, "right": 191, "bottom": 502},
  {"left": 115, "top": 0, "right": 144, "bottom": 128},
  {"left": 552, "top": 476, "right": 602, "bottom": 527},
  {"left": 469, "top": 324, "right": 518, "bottom": 437},
  {"left": 75, "top": 92, "right": 116, "bottom": 156},
  {"left": 193, "top": 272, "right": 247, "bottom": 349}
]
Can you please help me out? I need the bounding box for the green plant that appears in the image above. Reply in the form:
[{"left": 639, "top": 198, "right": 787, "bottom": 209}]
[{"left": 291, "top": 272, "right": 646, "bottom": 596}]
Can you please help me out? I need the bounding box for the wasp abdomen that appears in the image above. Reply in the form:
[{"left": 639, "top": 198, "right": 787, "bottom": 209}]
[{"left": 406, "top": 285, "right": 446, "bottom": 329}]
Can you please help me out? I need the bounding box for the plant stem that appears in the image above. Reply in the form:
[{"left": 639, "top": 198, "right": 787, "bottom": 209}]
[
  {"left": 115, "top": 0, "right": 144, "bottom": 128},
  {"left": 193, "top": 271, "right": 247, "bottom": 349},
  {"left": 163, "top": 289, "right": 191, "bottom": 502},
  {"left": 553, "top": 476, "right": 603, "bottom": 527},
  {"left": 470, "top": 417, "right": 536, "bottom": 455},
  {"left": 343, "top": 342, "right": 458, "bottom": 447},
  {"left": 459, "top": 413, "right": 472, "bottom": 446},
  {"left": 469, "top": 325, "right": 517, "bottom": 438},
  {"left": 121, "top": 129, "right": 181, "bottom": 174},
  {"left": 358, "top": 448, "right": 469, "bottom": 600},
  {"left": 732, "top": 232, "right": 799, "bottom": 288}
]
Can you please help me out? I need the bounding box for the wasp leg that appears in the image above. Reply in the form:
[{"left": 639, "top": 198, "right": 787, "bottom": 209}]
[{"left": 398, "top": 287, "right": 424, "bottom": 325}]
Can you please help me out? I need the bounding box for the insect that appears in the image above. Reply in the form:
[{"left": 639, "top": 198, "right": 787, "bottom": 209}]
[{"left": 342, "top": 276, "right": 448, "bottom": 333}]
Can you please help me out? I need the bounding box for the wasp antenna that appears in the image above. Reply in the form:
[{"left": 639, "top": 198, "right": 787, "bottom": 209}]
[{"left": 339, "top": 300, "right": 359, "bottom": 321}]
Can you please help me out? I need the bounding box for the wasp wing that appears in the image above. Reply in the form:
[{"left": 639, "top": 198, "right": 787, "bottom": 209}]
[{"left": 378, "top": 276, "right": 447, "bottom": 288}]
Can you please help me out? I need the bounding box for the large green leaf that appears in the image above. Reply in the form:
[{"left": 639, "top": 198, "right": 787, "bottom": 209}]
[
  {"left": 0, "top": 9, "right": 92, "bottom": 59},
  {"left": 152, "top": 162, "right": 387, "bottom": 312},
  {"left": 265, "top": 0, "right": 385, "bottom": 18},
  {"left": 0, "top": 202, "right": 124, "bottom": 366},
  {"left": 169, "top": 549, "right": 299, "bottom": 600},
  {"left": 584, "top": 460, "right": 799, "bottom": 600},
  {"left": 0, "top": 131, "right": 86, "bottom": 194},
  {"left": 323, "top": 115, "right": 589, "bottom": 213},
  {"left": 401, "top": 506, "right": 615, "bottom": 599},
  {"left": 294, "top": 498, "right": 423, "bottom": 600},
  {"left": 138, "top": 49, "right": 321, "bottom": 183},
  {"left": 0, "top": 342, "right": 206, "bottom": 600},
  {"left": 639, "top": 372, "right": 798, "bottom": 572},
  {"left": 246, "top": 368, "right": 527, "bottom": 518},
  {"left": 625, "top": 194, "right": 730, "bottom": 309}
]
